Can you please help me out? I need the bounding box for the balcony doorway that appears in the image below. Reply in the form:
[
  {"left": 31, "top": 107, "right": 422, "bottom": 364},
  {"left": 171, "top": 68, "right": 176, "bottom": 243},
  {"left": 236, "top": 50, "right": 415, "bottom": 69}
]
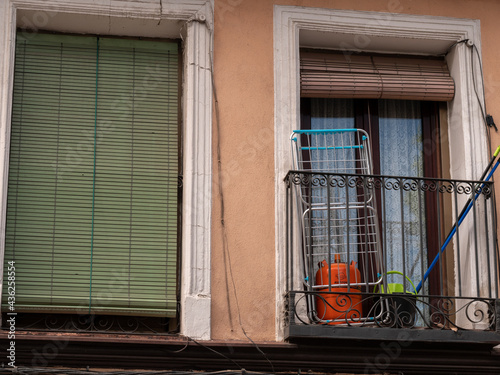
[{"left": 300, "top": 97, "right": 448, "bottom": 298}]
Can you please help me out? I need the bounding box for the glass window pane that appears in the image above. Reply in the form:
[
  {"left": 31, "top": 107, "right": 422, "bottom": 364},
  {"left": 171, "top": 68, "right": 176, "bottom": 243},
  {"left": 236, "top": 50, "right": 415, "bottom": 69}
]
[
  {"left": 311, "top": 98, "right": 355, "bottom": 130},
  {"left": 378, "top": 99, "right": 427, "bottom": 294},
  {"left": 309, "top": 98, "right": 360, "bottom": 264}
]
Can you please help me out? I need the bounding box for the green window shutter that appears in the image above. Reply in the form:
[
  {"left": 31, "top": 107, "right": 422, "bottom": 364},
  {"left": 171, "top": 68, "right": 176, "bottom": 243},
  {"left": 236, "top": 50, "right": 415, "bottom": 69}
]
[{"left": 3, "top": 33, "right": 180, "bottom": 317}]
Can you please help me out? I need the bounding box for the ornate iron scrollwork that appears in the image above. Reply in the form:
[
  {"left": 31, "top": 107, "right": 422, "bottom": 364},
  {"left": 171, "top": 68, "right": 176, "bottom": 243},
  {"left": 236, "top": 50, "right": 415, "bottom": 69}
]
[{"left": 287, "top": 291, "right": 496, "bottom": 331}]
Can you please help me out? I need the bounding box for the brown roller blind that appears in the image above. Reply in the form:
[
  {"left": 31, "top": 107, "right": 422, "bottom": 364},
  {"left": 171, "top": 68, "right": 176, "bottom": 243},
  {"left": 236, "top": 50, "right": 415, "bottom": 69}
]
[{"left": 301, "top": 52, "right": 455, "bottom": 101}]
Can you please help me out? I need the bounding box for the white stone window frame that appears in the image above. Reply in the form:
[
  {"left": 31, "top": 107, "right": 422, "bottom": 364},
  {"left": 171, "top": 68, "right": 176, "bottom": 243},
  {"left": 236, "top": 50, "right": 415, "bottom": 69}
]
[
  {"left": 0, "top": 0, "right": 212, "bottom": 340},
  {"left": 274, "top": 5, "right": 490, "bottom": 338}
]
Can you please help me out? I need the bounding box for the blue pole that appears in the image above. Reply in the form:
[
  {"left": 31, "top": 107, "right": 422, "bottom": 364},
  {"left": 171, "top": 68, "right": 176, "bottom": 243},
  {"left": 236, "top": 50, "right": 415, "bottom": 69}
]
[{"left": 416, "top": 158, "right": 500, "bottom": 293}]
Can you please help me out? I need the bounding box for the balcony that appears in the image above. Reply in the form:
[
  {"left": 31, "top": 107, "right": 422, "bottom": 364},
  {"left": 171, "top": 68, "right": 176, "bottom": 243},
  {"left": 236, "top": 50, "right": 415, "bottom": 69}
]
[{"left": 284, "top": 171, "right": 500, "bottom": 343}]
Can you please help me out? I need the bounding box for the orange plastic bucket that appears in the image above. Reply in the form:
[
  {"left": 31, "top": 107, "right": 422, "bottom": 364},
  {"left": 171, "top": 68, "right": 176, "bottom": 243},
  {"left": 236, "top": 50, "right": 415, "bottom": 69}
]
[{"left": 315, "top": 256, "right": 363, "bottom": 324}]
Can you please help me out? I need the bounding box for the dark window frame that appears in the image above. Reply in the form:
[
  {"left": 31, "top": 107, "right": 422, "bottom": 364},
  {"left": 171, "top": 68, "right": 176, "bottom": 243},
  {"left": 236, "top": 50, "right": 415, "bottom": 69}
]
[{"left": 300, "top": 97, "right": 444, "bottom": 295}]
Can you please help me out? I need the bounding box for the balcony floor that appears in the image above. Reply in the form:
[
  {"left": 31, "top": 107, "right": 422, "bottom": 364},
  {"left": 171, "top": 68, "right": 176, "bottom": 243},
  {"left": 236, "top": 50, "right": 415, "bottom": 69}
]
[
  {"left": 284, "top": 291, "right": 500, "bottom": 344},
  {"left": 286, "top": 323, "right": 500, "bottom": 344}
]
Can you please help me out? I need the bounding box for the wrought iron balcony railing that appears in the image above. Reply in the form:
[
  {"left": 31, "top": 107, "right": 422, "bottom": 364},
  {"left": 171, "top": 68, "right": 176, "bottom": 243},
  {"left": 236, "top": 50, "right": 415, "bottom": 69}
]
[{"left": 284, "top": 171, "right": 500, "bottom": 341}]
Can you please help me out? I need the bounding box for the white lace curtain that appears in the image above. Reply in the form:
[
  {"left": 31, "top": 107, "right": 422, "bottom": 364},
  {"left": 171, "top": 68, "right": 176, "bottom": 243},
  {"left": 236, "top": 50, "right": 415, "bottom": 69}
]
[{"left": 309, "top": 98, "right": 427, "bottom": 293}]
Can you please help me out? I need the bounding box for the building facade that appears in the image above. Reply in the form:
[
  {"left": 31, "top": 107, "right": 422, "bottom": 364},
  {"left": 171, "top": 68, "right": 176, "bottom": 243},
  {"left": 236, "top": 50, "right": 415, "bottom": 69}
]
[{"left": 0, "top": 0, "right": 500, "bottom": 373}]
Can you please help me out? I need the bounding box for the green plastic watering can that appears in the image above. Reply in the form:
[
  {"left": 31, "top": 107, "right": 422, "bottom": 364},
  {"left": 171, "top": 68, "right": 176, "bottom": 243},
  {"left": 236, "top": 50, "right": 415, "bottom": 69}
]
[{"left": 377, "top": 271, "right": 417, "bottom": 295}]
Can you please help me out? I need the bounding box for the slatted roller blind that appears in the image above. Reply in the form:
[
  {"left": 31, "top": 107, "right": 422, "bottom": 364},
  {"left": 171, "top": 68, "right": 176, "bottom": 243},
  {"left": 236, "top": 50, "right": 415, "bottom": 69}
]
[
  {"left": 301, "top": 51, "right": 455, "bottom": 101},
  {"left": 3, "top": 33, "right": 180, "bottom": 317}
]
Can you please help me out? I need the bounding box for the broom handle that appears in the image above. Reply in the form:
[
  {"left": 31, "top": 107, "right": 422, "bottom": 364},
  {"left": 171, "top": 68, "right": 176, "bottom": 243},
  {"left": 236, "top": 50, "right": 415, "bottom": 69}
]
[{"left": 416, "top": 145, "right": 500, "bottom": 294}]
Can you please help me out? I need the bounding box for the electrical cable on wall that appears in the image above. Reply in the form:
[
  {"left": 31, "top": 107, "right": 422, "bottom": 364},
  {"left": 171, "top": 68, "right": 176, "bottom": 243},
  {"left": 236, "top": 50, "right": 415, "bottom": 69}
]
[
  {"left": 5, "top": 367, "right": 280, "bottom": 375},
  {"left": 186, "top": 4, "right": 276, "bottom": 372},
  {"left": 190, "top": 337, "right": 243, "bottom": 369},
  {"left": 207, "top": 22, "right": 276, "bottom": 375},
  {"left": 445, "top": 39, "right": 496, "bottom": 132},
  {"left": 467, "top": 39, "right": 497, "bottom": 132},
  {"left": 460, "top": 38, "right": 500, "bottom": 287}
]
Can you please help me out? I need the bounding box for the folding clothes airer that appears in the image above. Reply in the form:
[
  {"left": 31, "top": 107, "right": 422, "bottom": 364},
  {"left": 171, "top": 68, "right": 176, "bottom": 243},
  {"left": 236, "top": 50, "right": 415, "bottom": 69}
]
[
  {"left": 291, "top": 129, "right": 385, "bottom": 324},
  {"left": 415, "top": 145, "right": 500, "bottom": 293}
]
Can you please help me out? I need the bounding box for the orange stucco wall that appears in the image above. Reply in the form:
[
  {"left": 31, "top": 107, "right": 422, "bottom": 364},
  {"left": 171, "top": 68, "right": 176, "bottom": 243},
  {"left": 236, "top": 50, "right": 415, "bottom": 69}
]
[{"left": 210, "top": 0, "right": 500, "bottom": 341}]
